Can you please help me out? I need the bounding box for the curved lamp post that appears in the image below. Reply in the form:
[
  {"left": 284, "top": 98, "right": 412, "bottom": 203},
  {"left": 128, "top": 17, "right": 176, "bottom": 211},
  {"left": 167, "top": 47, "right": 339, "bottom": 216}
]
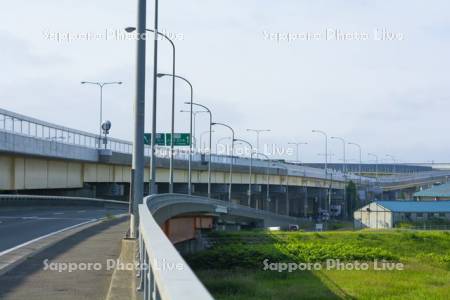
[
  {"left": 348, "top": 142, "right": 362, "bottom": 185},
  {"left": 216, "top": 136, "right": 231, "bottom": 153},
  {"left": 213, "top": 122, "right": 235, "bottom": 202},
  {"left": 386, "top": 154, "right": 397, "bottom": 174},
  {"left": 186, "top": 102, "right": 212, "bottom": 198},
  {"left": 246, "top": 129, "right": 270, "bottom": 153},
  {"left": 125, "top": 27, "right": 177, "bottom": 193},
  {"left": 180, "top": 110, "right": 207, "bottom": 149},
  {"left": 256, "top": 152, "right": 271, "bottom": 210},
  {"left": 234, "top": 138, "right": 254, "bottom": 207},
  {"left": 160, "top": 75, "right": 194, "bottom": 194},
  {"left": 288, "top": 142, "right": 308, "bottom": 164},
  {"left": 368, "top": 153, "right": 379, "bottom": 181},
  {"left": 312, "top": 130, "right": 328, "bottom": 177},
  {"left": 272, "top": 161, "right": 289, "bottom": 216},
  {"left": 331, "top": 136, "right": 347, "bottom": 217},
  {"left": 81, "top": 81, "right": 122, "bottom": 148}
]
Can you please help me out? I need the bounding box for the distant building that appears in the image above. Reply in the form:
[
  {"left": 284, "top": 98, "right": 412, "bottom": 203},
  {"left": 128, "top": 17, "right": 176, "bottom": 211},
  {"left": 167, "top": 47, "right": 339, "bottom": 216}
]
[
  {"left": 354, "top": 201, "right": 450, "bottom": 229},
  {"left": 414, "top": 182, "right": 450, "bottom": 201}
]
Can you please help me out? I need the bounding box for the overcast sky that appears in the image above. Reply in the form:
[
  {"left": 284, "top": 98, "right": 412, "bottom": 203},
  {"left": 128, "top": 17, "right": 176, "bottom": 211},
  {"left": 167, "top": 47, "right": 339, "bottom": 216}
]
[{"left": 1, "top": 1, "right": 450, "bottom": 163}]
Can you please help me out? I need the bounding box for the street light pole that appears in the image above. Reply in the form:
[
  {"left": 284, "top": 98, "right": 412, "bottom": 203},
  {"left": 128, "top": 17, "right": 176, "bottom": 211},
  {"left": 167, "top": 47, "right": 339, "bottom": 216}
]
[
  {"left": 272, "top": 162, "right": 289, "bottom": 216},
  {"left": 200, "top": 130, "right": 214, "bottom": 151},
  {"left": 288, "top": 142, "right": 308, "bottom": 164},
  {"left": 216, "top": 136, "right": 231, "bottom": 153},
  {"left": 212, "top": 122, "right": 235, "bottom": 202},
  {"left": 127, "top": 0, "right": 147, "bottom": 238},
  {"left": 312, "top": 130, "right": 328, "bottom": 177},
  {"left": 368, "top": 153, "right": 379, "bottom": 181},
  {"left": 386, "top": 154, "right": 396, "bottom": 174},
  {"left": 180, "top": 110, "right": 207, "bottom": 149},
  {"left": 256, "top": 152, "right": 271, "bottom": 211},
  {"left": 331, "top": 137, "right": 346, "bottom": 174},
  {"left": 246, "top": 129, "right": 270, "bottom": 153},
  {"left": 331, "top": 136, "right": 347, "bottom": 218},
  {"left": 234, "top": 138, "right": 254, "bottom": 207},
  {"left": 160, "top": 75, "right": 193, "bottom": 194},
  {"left": 81, "top": 81, "right": 122, "bottom": 148},
  {"left": 125, "top": 28, "right": 176, "bottom": 194},
  {"left": 147, "top": 0, "right": 160, "bottom": 195},
  {"left": 187, "top": 102, "right": 212, "bottom": 198},
  {"left": 348, "top": 142, "right": 362, "bottom": 185}
]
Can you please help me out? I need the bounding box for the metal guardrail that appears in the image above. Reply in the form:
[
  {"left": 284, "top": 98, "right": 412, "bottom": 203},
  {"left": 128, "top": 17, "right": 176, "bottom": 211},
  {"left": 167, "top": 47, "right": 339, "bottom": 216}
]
[{"left": 137, "top": 196, "right": 213, "bottom": 300}]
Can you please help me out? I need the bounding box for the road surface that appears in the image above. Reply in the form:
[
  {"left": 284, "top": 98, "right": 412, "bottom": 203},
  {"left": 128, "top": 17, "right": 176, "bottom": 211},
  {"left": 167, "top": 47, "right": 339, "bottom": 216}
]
[{"left": 0, "top": 206, "right": 127, "bottom": 255}]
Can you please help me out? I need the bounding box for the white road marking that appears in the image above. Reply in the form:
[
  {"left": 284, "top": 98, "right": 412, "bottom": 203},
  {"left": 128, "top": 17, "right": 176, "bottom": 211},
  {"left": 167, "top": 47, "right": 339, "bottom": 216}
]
[
  {"left": 0, "top": 219, "right": 97, "bottom": 257},
  {"left": 0, "top": 212, "right": 127, "bottom": 257},
  {"left": 0, "top": 216, "right": 92, "bottom": 221},
  {"left": 53, "top": 212, "right": 64, "bottom": 215},
  {"left": 77, "top": 210, "right": 86, "bottom": 213}
]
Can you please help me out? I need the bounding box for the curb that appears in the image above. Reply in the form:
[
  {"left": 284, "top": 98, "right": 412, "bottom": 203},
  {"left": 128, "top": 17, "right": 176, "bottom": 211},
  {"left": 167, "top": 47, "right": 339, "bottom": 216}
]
[{"left": 106, "top": 238, "right": 138, "bottom": 300}]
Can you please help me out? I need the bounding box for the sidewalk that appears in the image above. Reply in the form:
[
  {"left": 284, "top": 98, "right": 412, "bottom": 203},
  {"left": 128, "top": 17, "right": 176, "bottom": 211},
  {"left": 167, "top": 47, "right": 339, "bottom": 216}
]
[{"left": 0, "top": 217, "right": 128, "bottom": 300}]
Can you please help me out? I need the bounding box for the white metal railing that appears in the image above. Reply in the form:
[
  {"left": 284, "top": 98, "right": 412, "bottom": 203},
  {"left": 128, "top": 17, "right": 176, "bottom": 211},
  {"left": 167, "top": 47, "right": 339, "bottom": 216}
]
[
  {"left": 137, "top": 198, "right": 213, "bottom": 300},
  {"left": 2, "top": 107, "right": 450, "bottom": 186},
  {"left": 0, "top": 108, "right": 134, "bottom": 154}
]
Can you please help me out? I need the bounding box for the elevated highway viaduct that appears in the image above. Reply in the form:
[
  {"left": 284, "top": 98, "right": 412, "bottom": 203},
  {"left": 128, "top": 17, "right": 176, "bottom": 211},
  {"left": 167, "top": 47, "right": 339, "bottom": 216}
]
[{"left": 1, "top": 108, "right": 450, "bottom": 217}]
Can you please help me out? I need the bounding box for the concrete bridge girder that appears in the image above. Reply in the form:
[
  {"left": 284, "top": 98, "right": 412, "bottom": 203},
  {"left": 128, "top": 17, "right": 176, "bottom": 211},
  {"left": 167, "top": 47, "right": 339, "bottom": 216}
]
[{"left": 0, "top": 154, "right": 342, "bottom": 191}]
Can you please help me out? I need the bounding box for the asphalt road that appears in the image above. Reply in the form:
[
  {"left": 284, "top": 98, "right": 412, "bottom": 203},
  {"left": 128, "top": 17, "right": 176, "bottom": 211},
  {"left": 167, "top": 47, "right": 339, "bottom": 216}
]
[{"left": 0, "top": 206, "right": 127, "bottom": 254}]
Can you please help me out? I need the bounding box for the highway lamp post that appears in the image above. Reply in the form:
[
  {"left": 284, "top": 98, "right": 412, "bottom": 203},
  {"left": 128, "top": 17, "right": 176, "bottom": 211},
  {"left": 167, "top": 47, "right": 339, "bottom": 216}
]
[
  {"left": 200, "top": 130, "right": 214, "bottom": 151},
  {"left": 246, "top": 129, "right": 270, "bottom": 153},
  {"left": 256, "top": 152, "right": 271, "bottom": 211},
  {"left": 213, "top": 122, "right": 235, "bottom": 203},
  {"left": 272, "top": 162, "right": 289, "bottom": 216},
  {"left": 215, "top": 136, "right": 231, "bottom": 153},
  {"left": 160, "top": 75, "right": 193, "bottom": 195},
  {"left": 313, "top": 130, "right": 329, "bottom": 213},
  {"left": 125, "top": 28, "right": 176, "bottom": 194},
  {"left": 312, "top": 130, "right": 328, "bottom": 177},
  {"left": 80, "top": 81, "right": 122, "bottom": 148},
  {"left": 330, "top": 137, "right": 346, "bottom": 174},
  {"left": 187, "top": 102, "right": 212, "bottom": 198},
  {"left": 348, "top": 142, "right": 362, "bottom": 185},
  {"left": 368, "top": 153, "right": 379, "bottom": 182},
  {"left": 331, "top": 136, "right": 347, "bottom": 218},
  {"left": 288, "top": 142, "right": 308, "bottom": 164},
  {"left": 180, "top": 110, "right": 207, "bottom": 150},
  {"left": 234, "top": 138, "right": 254, "bottom": 207},
  {"left": 127, "top": 0, "right": 148, "bottom": 238},
  {"left": 386, "top": 154, "right": 397, "bottom": 174}
]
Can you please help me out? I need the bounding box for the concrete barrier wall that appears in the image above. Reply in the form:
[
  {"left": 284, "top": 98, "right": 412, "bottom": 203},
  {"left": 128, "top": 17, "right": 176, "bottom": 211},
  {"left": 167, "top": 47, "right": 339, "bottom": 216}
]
[
  {"left": 0, "top": 194, "right": 128, "bottom": 207},
  {"left": 0, "top": 153, "right": 343, "bottom": 191}
]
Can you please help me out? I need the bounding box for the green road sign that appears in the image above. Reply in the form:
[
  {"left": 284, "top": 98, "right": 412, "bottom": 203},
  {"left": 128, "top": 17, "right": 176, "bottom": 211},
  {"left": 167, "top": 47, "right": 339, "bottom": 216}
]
[
  {"left": 144, "top": 133, "right": 190, "bottom": 146},
  {"left": 144, "top": 133, "right": 166, "bottom": 146},
  {"left": 165, "top": 133, "right": 191, "bottom": 146}
]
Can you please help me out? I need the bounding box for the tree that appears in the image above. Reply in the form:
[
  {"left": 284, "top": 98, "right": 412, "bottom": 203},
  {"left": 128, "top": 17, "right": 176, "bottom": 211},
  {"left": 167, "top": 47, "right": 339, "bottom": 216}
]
[{"left": 345, "top": 181, "right": 358, "bottom": 220}]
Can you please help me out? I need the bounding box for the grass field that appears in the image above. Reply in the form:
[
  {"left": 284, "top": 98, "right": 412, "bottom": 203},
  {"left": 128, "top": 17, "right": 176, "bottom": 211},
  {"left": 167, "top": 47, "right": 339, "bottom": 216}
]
[{"left": 186, "top": 230, "right": 450, "bottom": 299}]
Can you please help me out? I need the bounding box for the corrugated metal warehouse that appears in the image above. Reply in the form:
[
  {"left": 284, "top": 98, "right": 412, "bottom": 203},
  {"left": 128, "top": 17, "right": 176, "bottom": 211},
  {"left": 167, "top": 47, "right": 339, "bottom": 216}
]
[
  {"left": 414, "top": 182, "right": 450, "bottom": 201},
  {"left": 354, "top": 201, "right": 450, "bottom": 229}
]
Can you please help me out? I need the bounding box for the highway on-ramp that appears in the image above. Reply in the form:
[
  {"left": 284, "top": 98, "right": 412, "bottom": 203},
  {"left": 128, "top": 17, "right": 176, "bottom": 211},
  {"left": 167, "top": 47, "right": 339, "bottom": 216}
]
[{"left": 0, "top": 206, "right": 127, "bottom": 255}]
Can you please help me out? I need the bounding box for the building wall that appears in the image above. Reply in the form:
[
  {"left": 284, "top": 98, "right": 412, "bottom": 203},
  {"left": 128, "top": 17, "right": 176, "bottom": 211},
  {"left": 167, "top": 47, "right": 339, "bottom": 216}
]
[
  {"left": 416, "top": 196, "right": 450, "bottom": 201},
  {"left": 393, "top": 212, "right": 450, "bottom": 224},
  {"left": 354, "top": 202, "right": 392, "bottom": 229}
]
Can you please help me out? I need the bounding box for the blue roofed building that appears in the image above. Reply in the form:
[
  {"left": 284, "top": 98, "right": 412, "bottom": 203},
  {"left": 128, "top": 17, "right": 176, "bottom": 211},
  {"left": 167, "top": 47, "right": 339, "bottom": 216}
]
[
  {"left": 414, "top": 182, "right": 450, "bottom": 201},
  {"left": 354, "top": 200, "right": 450, "bottom": 229}
]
